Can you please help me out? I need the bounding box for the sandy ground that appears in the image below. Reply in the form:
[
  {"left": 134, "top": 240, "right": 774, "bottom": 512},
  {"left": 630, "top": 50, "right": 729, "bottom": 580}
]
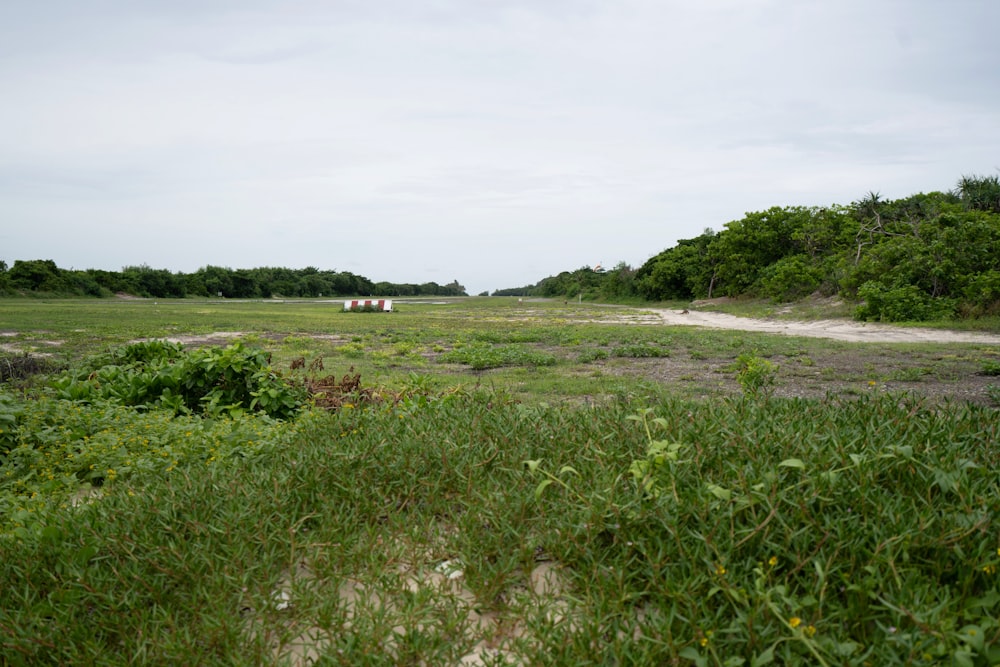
[{"left": 649, "top": 309, "right": 1000, "bottom": 344}]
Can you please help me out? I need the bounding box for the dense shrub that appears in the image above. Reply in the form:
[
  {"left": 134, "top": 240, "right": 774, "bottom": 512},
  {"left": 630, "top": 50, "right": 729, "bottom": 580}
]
[
  {"left": 48, "top": 341, "right": 306, "bottom": 419},
  {"left": 758, "top": 255, "right": 826, "bottom": 302},
  {"left": 855, "top": 281, "right": 957, "bottom": 322}
]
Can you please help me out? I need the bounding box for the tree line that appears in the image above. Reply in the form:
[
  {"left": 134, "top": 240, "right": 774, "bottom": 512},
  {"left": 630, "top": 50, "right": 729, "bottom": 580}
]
[
  {"left": 495, "top": 174, "right": 1000, "bottom": 321},
  {"left": 0, "top": 262, "right": 467, "bottom": 299}
]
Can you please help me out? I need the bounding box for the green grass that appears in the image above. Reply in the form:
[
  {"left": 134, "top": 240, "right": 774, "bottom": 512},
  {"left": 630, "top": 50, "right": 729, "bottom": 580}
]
[
  {"left": 1, "top": 298, "right": 999, "bottom": 664},
  {"left": 2, "top": 392, "right": 998, "bottom": 664}
]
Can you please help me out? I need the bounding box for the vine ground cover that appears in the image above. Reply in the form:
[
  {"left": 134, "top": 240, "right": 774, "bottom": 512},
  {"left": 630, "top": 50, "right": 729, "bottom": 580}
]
[{"left": 0, "top": 297, "right": 998, "bottom": 664}]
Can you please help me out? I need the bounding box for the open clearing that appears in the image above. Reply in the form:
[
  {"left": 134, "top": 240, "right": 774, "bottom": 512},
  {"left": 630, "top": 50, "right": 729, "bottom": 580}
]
[
  {"left": 2, "top": 297, "right": 999, "bottom": 665},
  {"left": 2, "top": 298, "right": 999, "bottom": 406}
]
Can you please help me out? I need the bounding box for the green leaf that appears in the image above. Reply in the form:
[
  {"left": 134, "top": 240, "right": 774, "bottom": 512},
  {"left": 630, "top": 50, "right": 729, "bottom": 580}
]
[
  {"left": 707, "top": 483, "right": 732, "bottom": 501},
  {"left": 678, "top": 646, "right": 707, "bottom": 667},
  {"left": 953, "top": 648, "right": 974, "bottom": 667},
  {"left": 534, "top": 479, "right": 554, "bottom": 501},
  {"left": 778, "top": 458, "right": 805, "bottom": 469},
  {"left": 40, "top": 525, "right": 62, "bottom": 542},
  {"left": 831, "top": 640, "right": 860, "bottom": 656},
  {"left": 960, "top": 625, "right": 984, "bottom": 653},
  {"left": 76, "top": 545, "right": 99, "bottom": 566},
  {"left": 751, "top": 646, "right": 775, "bottom": 666}
]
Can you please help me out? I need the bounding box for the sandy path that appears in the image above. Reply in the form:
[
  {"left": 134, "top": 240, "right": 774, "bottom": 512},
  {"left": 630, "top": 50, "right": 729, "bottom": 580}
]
[{"left": 650, "top": 309, "right": 1000, "bottom": 344}]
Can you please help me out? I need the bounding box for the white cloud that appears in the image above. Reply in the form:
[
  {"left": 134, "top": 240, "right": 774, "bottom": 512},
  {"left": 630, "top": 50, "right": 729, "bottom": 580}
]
[{"left": 1, "top": 0, "right": 998, "bottom": 294}]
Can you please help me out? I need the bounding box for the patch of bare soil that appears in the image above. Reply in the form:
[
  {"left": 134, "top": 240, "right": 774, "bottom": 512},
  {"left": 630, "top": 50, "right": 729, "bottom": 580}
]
[
  {"left": 149, "top": 331, "right": 249, "bottom": 347},
  {"left": 544, "top": 305, "right": 999, "bottom": 405},
  {"left": 599, "top": 346, "right": 999, "bottom": 405},
  {"left": 649, "top": 309, "right": 1000, "bottom": 344},
  {"left": 243, "top": 526, "right": 578, "bottom": 666}
]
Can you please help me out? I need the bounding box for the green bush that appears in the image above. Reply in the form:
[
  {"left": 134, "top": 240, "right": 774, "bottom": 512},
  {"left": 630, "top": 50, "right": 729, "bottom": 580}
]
[
  {"left": 758, "top": 255, "right": 825, "bottom": 302},
  {"left": 577, "top": 348, "right": 610, "bottom": 363},
  {"left": 0, "top": 392, "right": 23, "bottom": 454},
  {"left": 611, "top": 343, "right": 671, "bottom": 358},
  {"left": 48, "top": 341, "right": 306, "bottom": 419},
  {"left": 963, "top": 270, "right": 1000, "bottom": 315},
  {"left": 855, "top": 281, "right": 957, "bottom": 322},
  {"left": 734, "top": 353, "right": 778, "bottom": 398},
  {"left": 438, "top": 343, "right": 556, "bottom": 370}
]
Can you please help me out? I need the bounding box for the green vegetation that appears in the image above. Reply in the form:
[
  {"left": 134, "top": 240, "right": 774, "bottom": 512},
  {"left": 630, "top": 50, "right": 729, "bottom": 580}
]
[
  {"left": 494, "top": 173, "right": 1000, "bottom": 322},
  {"left": 0, "top": 261, "right": 467, "bottom": 299},
  {"left": 439, "top": 342, "right": 557, "bottom": 370},
  {"left": 1, "top": 299, "right": 998, "bottom": 664},
  {"left": 49, "top": 340, "right": 307, "bottom": 419},
  {"left": 733, "top": 353, "right": 778, "bottom": 399},
  {"left": 5, "top": 173, "right": 998, "bottom": 323}
]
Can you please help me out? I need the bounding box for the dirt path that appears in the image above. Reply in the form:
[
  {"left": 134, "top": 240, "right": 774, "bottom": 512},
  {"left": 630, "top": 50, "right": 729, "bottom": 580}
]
[{"left": 650, "top": 309, "right": 1000, "bottom": 344}]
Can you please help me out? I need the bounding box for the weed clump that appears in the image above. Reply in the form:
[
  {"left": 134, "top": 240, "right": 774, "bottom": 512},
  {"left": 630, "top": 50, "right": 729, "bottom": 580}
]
[
  {"left": 0, "top": 353, "right": 57, "bottom": 384},
  {"left": 48, "top": 340, "right": 306, "bottom": 419}
]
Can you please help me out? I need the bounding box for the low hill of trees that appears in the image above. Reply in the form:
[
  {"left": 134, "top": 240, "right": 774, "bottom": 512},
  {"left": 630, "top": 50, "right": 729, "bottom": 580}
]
[
  {"left": 0, "top": 262, "right": 467, "bottom": 299},
  {"left": 495, "top": 174, "right": 1000, "bottom": 322}
]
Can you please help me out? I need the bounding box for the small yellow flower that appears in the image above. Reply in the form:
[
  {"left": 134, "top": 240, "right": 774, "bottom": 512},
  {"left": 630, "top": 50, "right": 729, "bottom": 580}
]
[
  {"left": 768, "top": 556, "right": 778, "bottom": 567},
  {"left": 983, "top": 564, "right": 997, "bottom": 575},
  {"left": 789, "top": 617, "right": 802, "bottom": 629},
  {"left": 699, "top": 637, "right": 708, "bottom": 647},
  {"left": 805, "top": 625, "right": 817, "bottom": 637},
  {"left": 715, "top": 564, "right": 726, "bottom": 576}
]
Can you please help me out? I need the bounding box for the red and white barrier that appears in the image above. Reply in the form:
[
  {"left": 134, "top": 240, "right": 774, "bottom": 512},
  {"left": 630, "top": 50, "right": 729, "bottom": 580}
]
[{"left": 344, "top": 299, "right": 392, "bottom": 312}]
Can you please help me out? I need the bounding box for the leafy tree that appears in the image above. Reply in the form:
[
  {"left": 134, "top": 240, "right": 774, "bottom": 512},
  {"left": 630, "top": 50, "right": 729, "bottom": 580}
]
[
  {"left": 758, "top": 255, "right": 826, "bottom": 302},
  {"left": 229, "top": 269, "right": 259, "bottom": 298},
  {"left": 855, "top": 281, "right": 956, "bottom": 322},
  {"left": 706, "top": 206, "right": 833, "bottom": 297},
  {"left": 196, "top": 265, "right": 235, "bottom": 298},
  {"left": 491, "top": 285, "right": 534, "bottom": 297},
  {"left": 121, "top": 265, "right": 187, "bottom": 298},
  {"left": 8, "top": 260, "right": 66, "bottom": 292},
  {"left": 955, "top": 173, "right": 1000, "bottom": 213},
  {"left": 535, "top": 266, "right": 604, "bottom": 299},
  {"left": 635, "top": 231, "right": 716, "bottom": 300},
  {"left": 66, "top": 270, "right": 108, "bottom": 297},
  {"left": 963, "top": 270, "right": 1000, "bottom": 316},
  {"left": 598, "top": 262, "right": 637, "bottom": 299}
]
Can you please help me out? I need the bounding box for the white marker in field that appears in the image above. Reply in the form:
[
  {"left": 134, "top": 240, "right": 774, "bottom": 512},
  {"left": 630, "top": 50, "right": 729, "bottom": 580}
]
[{"left": 344, "top": 299, "right": 393, "bottom": 312}]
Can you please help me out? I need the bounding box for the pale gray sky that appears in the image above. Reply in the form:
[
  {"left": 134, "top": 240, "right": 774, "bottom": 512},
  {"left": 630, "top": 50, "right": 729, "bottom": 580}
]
[{"left": 2, "top": 0, "right": 998, "bottom": 294}]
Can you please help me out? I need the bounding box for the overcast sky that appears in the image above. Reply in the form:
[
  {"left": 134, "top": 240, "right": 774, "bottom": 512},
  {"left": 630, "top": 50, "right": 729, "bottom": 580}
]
[{"left": 2, "top": 1, "right": 998, "bottom": 295}]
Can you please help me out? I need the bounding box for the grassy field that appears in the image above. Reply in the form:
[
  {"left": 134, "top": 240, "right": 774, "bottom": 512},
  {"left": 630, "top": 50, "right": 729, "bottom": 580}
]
[{"left": 1, "top": 298, "right": 999, "bottom": 665}]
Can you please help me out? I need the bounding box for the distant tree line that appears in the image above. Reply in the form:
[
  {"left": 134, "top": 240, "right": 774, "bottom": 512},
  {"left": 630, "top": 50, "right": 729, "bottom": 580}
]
[
  {"left": 492, "top": 174, "right": 1000, "bottom": 321},
  {"left": 0, "top": 262, "right": 467, "bottom": 299}
]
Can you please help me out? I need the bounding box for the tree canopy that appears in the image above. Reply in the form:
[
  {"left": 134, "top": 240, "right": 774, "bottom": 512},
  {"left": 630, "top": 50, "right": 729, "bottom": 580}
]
[
  {"left": 494, "top": 173, "right": 1000, "bottom": 321},
  {"left": 0, "top": 263, "right": 466, "bottom": 299}
]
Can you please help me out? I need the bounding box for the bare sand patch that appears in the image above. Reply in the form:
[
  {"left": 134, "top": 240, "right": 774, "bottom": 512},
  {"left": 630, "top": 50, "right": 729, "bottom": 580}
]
[
  {"left": 647, "top": 309, "right": 1000, "bottom": 344},
  {"left": 243, "top": 530, "right": 578, "bottom": 665}
]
